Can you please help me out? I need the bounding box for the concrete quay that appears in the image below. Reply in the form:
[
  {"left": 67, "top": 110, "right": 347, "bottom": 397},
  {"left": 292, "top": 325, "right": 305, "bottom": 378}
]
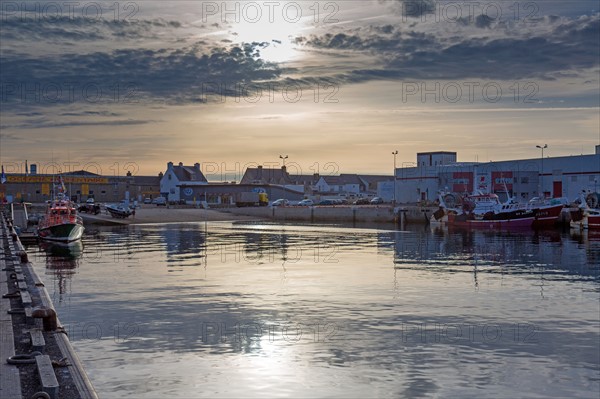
[
  {"left": 223, "top": 205, "right": 437, "bottom": 224},
  {"left": 0, "top": 208, "right": 98, "bottom": 399}
]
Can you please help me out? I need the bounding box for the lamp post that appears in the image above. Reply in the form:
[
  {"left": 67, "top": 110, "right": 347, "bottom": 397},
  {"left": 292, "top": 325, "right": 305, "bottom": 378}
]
[
  {"left": 279, "top": 155, "right": 288, "bottom": 167},
  {"left": 392, "top": 150, "right": 398, "bottom": 205},
  {"left": 279, "top": 155, "right": 289, "bottom": 203},
  {"left": 536, "top": 144, "right": 547, "bottom": 198}
]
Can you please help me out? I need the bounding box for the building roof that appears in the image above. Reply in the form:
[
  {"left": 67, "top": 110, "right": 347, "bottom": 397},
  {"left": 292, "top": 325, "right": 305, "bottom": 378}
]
[
  {"left": 240, "top": 167, "right": 317, "bottom": 185},
  {"left": 358, "top": 175, "right": 393, "bottom": 184},
  {"left": 320, "top": 174, "right": 364, "bottom": 186},
  {"left": 170, "top": 164, "right": 208, "bottom": 183},
  {"left": 133, "top": 176, "right": 161, "bottom": 185},
  {"left": 62, "top": 170, "right": 101, "bottom": 176},
  {"left": 417, "top": 151, "right": 457, "bottom": 156}
]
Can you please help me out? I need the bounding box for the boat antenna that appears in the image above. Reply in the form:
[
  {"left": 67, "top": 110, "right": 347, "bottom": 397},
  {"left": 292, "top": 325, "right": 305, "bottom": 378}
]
[{"left": 501, "top": 172, "right": 511, "bottom": 204}]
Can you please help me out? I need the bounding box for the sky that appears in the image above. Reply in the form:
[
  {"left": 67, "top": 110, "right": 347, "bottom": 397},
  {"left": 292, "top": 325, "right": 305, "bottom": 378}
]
[{"left": 1, "top": 0, "right": 599, "bottom": 180}]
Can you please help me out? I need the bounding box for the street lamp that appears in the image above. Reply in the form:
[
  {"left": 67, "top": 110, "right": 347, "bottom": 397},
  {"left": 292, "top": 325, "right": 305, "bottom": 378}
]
[
  {"left": 392, "top": 150, "right": 398, "bottom": 205},
  {"left": 279, "top": 155, "right": 288, "bottom": 166},
  {"left": 536, "top": 144, "right": 547, "bottom": 198},
  {"left": 279, "top": 155, "right": 289, "bottom": 203}
]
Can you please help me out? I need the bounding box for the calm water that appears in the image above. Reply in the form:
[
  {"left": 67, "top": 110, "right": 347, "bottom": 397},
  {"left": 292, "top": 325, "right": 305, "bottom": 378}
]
[{"left": 27, "top": 222, "right": 600, "bottom": 398}]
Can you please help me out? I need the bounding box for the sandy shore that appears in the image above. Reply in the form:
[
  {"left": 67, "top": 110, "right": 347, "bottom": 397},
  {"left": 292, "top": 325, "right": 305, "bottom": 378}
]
[{"left": 81, "top": 207, "right": 260, "bottom": 225}]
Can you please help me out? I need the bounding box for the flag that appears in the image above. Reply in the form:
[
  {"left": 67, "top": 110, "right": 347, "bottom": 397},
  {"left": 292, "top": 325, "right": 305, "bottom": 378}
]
[{"left": 0, "top": 165, "right": 6, "bottom": 184}]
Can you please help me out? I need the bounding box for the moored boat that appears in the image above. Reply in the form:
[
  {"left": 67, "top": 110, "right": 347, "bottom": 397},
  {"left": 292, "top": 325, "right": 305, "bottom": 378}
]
[
  {"left": 106, "top": 204, "right": 133, "bottom": 218},
  {"left": 38, "top": 192, "right": 84, "bottom": 242},
  {"left": 431, "top": 191, "right": 535, "bottom": 229},
  {"left": 570, "top": 192, "right": 600, "bottom": 230},
  {"left": 527, "top": 197, "right": 566, "bottom": 228}
]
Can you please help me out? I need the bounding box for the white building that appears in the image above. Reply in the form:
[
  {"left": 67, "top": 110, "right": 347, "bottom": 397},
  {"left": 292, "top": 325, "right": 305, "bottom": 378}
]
[
  {"left": 394, "top": 149, "right": 600, "bottom": 203},
  {"left": 160, "top": 162, "right": 208, "bottom": 202},
  {"left": 314, "top": 175, "right": 364, "bottom": 195}
]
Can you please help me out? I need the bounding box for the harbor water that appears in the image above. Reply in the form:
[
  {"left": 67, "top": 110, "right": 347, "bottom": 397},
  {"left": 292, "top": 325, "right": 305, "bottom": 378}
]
[{"left": 27, "top": 222, "right": 600, "bottom": 398}]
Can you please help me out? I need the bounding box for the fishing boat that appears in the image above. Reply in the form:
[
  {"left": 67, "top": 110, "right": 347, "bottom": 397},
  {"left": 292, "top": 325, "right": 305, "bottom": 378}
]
[
  {"left": 38, "top": 192, "right": 84, "bottom": 242},
  {"left": 570, "top": 192, "right": 600, "bottom": 230},
  {"left": 431, "top": 191, "right": 535, "bottom": 229},
  {"left": 526, "top": 197, "right": 566, "bottom": 228}
]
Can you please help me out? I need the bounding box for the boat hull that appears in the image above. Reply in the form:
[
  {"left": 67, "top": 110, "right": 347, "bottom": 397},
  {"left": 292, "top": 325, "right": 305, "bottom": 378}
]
[
  {"left": 570, "top": 214, "right": 600, "bottom": 230},
  {"left": 448, "top": 213, "right": 534, "bottom": 229},
  {"left": 532, "top": 204, "right": 564, "bottom": 228},
  {"left": 38, "top": 223, "right": 84, "bottom": 242},
  {"left": 106, "top": 205, "right": 132, "bottom": 218}
]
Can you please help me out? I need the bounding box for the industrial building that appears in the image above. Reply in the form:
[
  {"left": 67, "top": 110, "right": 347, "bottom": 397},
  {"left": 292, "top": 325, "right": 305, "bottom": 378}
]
[
  {"left": 382, "top": 146, "right": 600, "bottom": 203},
  {"left": 0, "top": 168, "right": 161, "bottom": 203}
]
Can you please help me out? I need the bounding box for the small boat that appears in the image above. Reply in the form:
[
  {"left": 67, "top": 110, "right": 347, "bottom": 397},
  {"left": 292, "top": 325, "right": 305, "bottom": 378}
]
[
  {"left": 431, "top": 191, "right": 535, "bottom": 229},
  {"left": 38, "top": 192, "right": 84, "bottom": 242},
  {"left": 570, "top": 192, "right": 600, "bottom": 230},
  {"left": 106, "top": 204, "right": 133, "bottom": 218}
]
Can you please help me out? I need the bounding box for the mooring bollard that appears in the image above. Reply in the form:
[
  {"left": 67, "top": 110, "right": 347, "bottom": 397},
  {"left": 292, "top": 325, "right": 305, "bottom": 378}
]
[{"left": 32, "top": 308, "right": 58, "bottom": 331}]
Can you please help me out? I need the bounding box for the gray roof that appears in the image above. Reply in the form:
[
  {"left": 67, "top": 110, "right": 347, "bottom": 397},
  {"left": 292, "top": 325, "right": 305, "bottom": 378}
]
[
  {"left": 321, "top": 174, "right": 364, "bottom": 185},
  {"left": 172, "top": 165, "right": 207, "bottom": 183},
  {"left": 358, "top": 175, "right": 393, "bottom": 184},
  {"left": 241, "top": 167, "right": 316, "bottom": 185},
  {"left": 62, "top": 170, "right": 101, "bottom": 176},
  {"left": 133, "top": 176, "right": 161, "bottom": 185}
]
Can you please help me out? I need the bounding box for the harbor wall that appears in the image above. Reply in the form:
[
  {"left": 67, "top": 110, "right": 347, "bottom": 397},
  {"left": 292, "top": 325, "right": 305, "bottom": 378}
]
[
  {"left": 0, "top": 209, "right": 98, "bottom": 399},
  {"left": 224, "top": 205, "right": 438, "bottom": 224}
]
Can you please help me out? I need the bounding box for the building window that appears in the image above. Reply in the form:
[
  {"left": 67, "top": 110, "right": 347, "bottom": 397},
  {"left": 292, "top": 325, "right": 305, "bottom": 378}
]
[
  {"left": 101, "top": 190, "right": 106, "bottom": 194},
  {"left": 35, "top": 190, "right": 40, "bottom": 194},
  {"left": 571, "top": 176, "right": 577, "bottom": 182},
  {"left": 168, "top": 174, "right": 172, "bottom": 180},
  {"left": 76, "top": 190, "right": 81, "bottom": 194},
  {"left": 521, "top": 177, "right": 529, "bottom": 184},
  {"left": 89, "top": 190, "right": 94, "bottom": 195}
]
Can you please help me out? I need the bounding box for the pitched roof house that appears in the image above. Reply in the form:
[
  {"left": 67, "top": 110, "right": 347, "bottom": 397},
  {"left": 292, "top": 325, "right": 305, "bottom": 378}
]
[{"left": 160, "top": 162, "right": 208, "bottom": 201}]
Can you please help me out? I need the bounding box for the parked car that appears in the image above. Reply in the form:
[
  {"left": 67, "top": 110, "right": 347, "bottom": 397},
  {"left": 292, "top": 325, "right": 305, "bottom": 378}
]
[
  {"left": 143, "top": 198, "right": 152, "bottom": 204},
  {"left": 152, "top": 197, "right": 167, "bottom": 206},
  {"left": 297, "top": 199, "right": 314, "bottom": 206},
  {"left": 370, "top": 197, "right": 384, "bottom": 204},
  {"left": 272, "top": 199, "right": 290, "bottom": 207},
  {"left": 353, "top": 198, "right": 370, "bottom": 205},
  {"left": 318, "top": 199, "right": 336, "bottom": 206}
]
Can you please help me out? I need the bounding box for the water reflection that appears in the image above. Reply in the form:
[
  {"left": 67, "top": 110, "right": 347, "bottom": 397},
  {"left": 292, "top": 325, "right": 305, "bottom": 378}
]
[
  {"left": 38, "top": 240, "right": 83, "bottom": 303},
  {"left": 28, "top": 222, "right": 600, "bottom": 398},
  {"left": 389, "top": 226, "right": 599, "bottom": 282}
]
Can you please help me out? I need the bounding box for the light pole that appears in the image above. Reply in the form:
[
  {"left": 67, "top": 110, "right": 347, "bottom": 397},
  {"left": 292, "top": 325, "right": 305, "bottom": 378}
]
[
  {"left": 279, "top": 155, "right": 288, "bottom": 167},
  {"left": 279, "top": 155, "right": 289, "bottom": 203},
  {"left": 392, "top": 150, "right": 398, "bottom": 205},
  {"left": 536, "top": 144, "right": 547, "bottom": 198}
]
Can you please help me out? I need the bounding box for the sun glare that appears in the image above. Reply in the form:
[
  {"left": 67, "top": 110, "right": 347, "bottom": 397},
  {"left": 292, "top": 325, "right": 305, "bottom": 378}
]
[{"left": 227, "top": 10, "right": 308, "bottom": 63}]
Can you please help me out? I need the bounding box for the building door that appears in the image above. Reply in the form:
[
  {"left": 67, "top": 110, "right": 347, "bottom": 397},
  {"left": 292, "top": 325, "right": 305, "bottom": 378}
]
[{"left": 553, "top": 181, "right": 562, "bottom": 198}]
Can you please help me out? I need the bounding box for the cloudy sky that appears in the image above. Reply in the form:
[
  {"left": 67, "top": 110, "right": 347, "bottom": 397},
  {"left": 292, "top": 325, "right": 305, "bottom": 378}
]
[{"left": 1, "top": 0, "right": 598, "bottom": 178}]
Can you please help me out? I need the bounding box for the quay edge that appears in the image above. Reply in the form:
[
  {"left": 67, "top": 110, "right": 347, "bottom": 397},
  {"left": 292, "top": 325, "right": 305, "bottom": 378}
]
[{"left": 0, "top": 208, "right": 98, "bottom": 399}]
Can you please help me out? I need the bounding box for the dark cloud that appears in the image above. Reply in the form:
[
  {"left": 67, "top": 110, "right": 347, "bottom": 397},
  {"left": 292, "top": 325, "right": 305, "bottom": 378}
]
[
  {"left": 0, "top": 42, "right": 283, "bottom": 106},
  {"left": 0, "top": 16, "right": 184, "bottom": 42},
  {"left": 0, "top": 119, "right": 154, "bottom": 130},
  {"left": 296, "top": 14, "right": 600, "bottom": 81},
  {"left": 60, "top": 111, "right": 121, "bottom": 117},
  {"left": 380, "top": 0, "right": 436, "bottom": 18}
]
